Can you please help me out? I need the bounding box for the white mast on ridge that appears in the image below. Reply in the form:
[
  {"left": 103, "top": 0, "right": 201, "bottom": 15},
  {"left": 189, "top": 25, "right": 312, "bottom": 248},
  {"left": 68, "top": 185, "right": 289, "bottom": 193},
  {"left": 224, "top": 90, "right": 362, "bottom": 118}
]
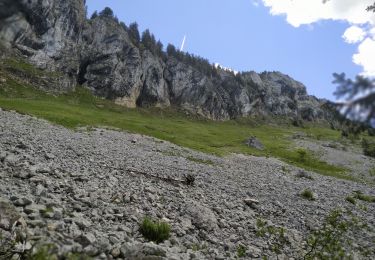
[{"left": 180, "top": 35, "right": 186, "bottom": 51}]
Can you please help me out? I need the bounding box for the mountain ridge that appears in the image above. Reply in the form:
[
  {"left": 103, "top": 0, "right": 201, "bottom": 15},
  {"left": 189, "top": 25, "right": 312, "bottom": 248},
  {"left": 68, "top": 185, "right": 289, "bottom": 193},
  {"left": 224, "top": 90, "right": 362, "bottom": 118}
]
[{"left": 0, "top": 0, "right": 337, "bottom": 121}]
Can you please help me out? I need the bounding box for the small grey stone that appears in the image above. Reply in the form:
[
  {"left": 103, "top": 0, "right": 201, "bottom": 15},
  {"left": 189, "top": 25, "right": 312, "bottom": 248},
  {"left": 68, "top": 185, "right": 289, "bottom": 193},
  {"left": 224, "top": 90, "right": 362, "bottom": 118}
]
[
  {"left": 75, "top": 232, "right": 97, "bottom": 247},
  {"left": 13, "top": 198, "right": 33, "bottom": 207}
]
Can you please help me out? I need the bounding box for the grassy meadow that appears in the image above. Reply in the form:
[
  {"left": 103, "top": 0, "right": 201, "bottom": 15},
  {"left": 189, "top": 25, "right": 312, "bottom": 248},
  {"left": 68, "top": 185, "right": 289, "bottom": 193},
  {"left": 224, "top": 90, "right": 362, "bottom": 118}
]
[{"left": 0, "top": 58, "right": 359, "bottom": 180}]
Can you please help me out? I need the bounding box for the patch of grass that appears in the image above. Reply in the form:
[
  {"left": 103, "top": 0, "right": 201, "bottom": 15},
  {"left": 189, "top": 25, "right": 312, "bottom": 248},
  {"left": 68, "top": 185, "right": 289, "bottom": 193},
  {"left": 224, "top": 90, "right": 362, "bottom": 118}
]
[
  {"left": 301, "top": 189, "right": 315, "bottom": 201},
  {"left": 3, "top": 58, "right": 61, "bottom": 78},
  {"left": 237, "top": 245, "right": 246, "bottom": 258},
  {"left": 296, "top": 148, "right": 308, "bottom": 162},
  {"left": 369, "top": 168, "right": 375, "bottom": 177},
  {"left": 256, "top": 219, "right": 290, "bottom": 254},
  {"left": 190, "top": 243, "right": 207, "bottom": 252},
  {"left": 139, "top": 217, "right": 171, "bottom": 244},
  {"left": 281, "top": 165, "right": 290, "bottom": 173},
  {"left": 362, "top": 139, "right": 375, "bottom": 158},
  {"left": 0, "top": 65, "right": 352, "bottom": 180},
  {"left": 296, "top": 170, "right": 314, "bottom": 180},
  {"left": 27, "top": 244, "right": 59, "bottom": 260},
  {"left": 353, "top": 191, "right": 375, "bottom": 203},
  {"left": 345, "top": 196, "right": 356, "bottom": 205},
  {"left": 186, "top": 156, "right": 214, "bottom": 165}
]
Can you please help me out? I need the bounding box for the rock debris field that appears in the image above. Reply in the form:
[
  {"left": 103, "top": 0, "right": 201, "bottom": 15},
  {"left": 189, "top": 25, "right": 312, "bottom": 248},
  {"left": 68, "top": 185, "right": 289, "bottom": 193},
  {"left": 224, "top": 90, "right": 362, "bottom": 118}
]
[{"left": 0, "top": 109, "right": 374, "bottom": 259}]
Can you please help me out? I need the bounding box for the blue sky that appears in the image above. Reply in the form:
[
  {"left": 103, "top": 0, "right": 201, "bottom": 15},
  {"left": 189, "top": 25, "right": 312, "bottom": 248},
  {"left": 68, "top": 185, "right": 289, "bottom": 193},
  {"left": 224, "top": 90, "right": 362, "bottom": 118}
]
[{"left": 86, "top": 0, "right": 374, "bottom": 101}]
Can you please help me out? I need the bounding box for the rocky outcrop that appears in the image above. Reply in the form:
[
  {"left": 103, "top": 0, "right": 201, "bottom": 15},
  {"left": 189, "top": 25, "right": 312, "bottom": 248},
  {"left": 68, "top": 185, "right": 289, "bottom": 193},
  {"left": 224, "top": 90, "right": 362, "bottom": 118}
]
[{"left": 0, "top": 0, "right": 336, "bottom": 121}]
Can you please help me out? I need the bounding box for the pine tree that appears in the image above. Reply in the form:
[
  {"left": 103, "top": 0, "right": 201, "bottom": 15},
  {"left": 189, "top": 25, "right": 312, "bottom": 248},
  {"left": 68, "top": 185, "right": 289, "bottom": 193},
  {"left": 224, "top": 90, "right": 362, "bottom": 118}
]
[
  {"left": 166, "top": 44, "right": 177, "bottom": 57},
  {"left": 99, "top": 7, "right": 114, "bottom": 18},
  {"left": 128, "top": 22, "right": 140, "bottom": 46},
  {"left": 90, "top": 11, "right": 98, "bottom": 20}
]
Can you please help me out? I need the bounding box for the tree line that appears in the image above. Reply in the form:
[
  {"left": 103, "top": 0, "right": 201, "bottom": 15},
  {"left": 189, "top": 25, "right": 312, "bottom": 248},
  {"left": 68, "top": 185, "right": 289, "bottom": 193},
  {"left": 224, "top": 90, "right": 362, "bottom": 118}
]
[{"left": 89, "top": 7, "right": 223, "bottom": 78}]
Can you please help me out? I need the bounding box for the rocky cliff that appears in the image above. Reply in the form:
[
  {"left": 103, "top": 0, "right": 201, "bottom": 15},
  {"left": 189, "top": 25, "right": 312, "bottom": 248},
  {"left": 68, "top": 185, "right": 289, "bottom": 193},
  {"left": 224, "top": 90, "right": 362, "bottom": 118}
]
[{"left": 0, "top": 0, "right": 336, "bottom": 121}]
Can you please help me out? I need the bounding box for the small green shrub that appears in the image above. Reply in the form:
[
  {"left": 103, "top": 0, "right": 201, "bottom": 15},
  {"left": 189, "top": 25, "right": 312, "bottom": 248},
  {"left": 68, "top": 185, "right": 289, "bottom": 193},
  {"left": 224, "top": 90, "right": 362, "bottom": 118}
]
[
  {"left": 301, "top": 189, "right": 315, "bottom": 200},
  {"left": 362, "top": 139, "right": 375, "bottom": 158},
  {"left": 281, "top": 165, "right": 289, "bottom": 173},
  {"left": 353, "top": 191, "right": 375, "bottom": 203},
  {"left": 296, "top": 148, "right": 308, "bottom": 162},
  {"left": 368, "top": 128, "right": 375, "bottom": 136},
  {"left": 369, "top": 168, "right": 375, "bottom": 177},
  {"left": 0, "top": 232, "right": 16, "bottom": 259},
  {"left": 304, "top": 209, "right": 368, "bottom": 259},
  {"left": 256, "top": 219, "right": 289, "bottom": 254},
  {"left": 345, "top": 196, "right": 356, "bottom": 205},
  {"left": 237, "top": 245, "right": 246, "bottom": 258},
  {"left": 139, "top": 217, "right": 171, "bottom": 244},
  {"left": 27, "top": 244, "right": 58, "bottom": 260}
]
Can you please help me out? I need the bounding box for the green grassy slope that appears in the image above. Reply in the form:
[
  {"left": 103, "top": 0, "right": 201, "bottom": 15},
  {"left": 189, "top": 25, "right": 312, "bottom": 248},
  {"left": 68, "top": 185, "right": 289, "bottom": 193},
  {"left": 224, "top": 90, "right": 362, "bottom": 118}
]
[{"left": 0, "top": 58, "right": 354, "bottom": 180}]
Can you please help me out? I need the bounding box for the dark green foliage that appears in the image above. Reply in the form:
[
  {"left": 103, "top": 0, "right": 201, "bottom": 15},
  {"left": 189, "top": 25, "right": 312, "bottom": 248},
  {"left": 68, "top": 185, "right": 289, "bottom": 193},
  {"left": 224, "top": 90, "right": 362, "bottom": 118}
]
[
  {"left": 237, "top": 245, "right": 246, "bottom": 258},
  {"left": 99, "top": 7, "right": 114, "bottom": 18},
  {"left": 128, "top": 22, "right": 140, "bottom": 46},
  {"left": 256, "top": 219, "right": 289, "bottom": 254},
  {"left": 301, "top": 189, "right": 315, "bottom": 200},
  {"left": 296, "top": 148, "right": 307, "bottom": 162},
  {"left": 368, "top": 127, "right": 375, "bottom": 136},
  {"left": 26, "top": 244, "right": 59, "bottom": 260},
  {"left": 156, "top": 40, "right": 164, "bottom": 58},
  {"left": 333, "top": 73, "right": 375, "bottom": 125},
  {"left": 140, "top": 217, "right": 171, "bottom": 243},
  {"left": 304, "top": 209, "right": 369, "bottom": 259},
  {"left": 353, "top": 191, "right": 375, "bottom": 203},
  {"left": 165, "top": 43, "right": 218, "bottom": 78},
  {"left": 292, "top": 118, "right": 304, "bottom": 127},
  {"left": 166, "top": 44, "right": 177, "bottom": 57},
  {"left": 141, "top": 29, "right": 154, "bottom": 49},
  {"left": 362, "top": 138, "right": 375, "bottom": 157},
  {"left": 185, "top": 173, "right": 195, "bottom": 186},
  {"left": 141, "top": 29, "right": 164, "bottom": 57},
  {"left": 345, "top": 196, "right": 356, "bottom": 205},
  {"left": 119, "top": 22, "right": 127, "bottom": 31},
  {"left": 90, "top": 11, "right": 98, "bottom": 20}
]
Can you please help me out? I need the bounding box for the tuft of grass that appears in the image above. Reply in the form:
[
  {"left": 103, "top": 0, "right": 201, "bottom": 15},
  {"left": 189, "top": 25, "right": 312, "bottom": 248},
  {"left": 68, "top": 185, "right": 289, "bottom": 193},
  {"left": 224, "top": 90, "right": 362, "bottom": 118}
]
[
  {"left": 353, "top": 191, "right": 375, "bottom": 203},
  {"left": 139, "top": 217, "right": 171, "bottom": 244},
  {"left": 345, "top": 196, "right": 356, "bottom": 205},
  {"left": 186, "top": 156, "right": 214, "bottom": 165},
  {"left": 237, "top": 245, "right": 246, "bottom": 258},
  {"left": 301, "top": 189, "right": 315, "bottom": 201},
  {"left": 369, "top": 168, "right": 375, "bottom": 177},
  {"left": 296, "top": 148, "right": 308, "bottom": 162}
]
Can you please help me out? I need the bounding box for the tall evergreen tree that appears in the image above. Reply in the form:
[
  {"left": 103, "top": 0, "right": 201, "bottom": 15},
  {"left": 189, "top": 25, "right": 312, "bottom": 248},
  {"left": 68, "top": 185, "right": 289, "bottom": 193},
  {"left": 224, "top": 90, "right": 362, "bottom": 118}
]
[
  {"left": 90, "top": 11, "right": 98, "bottom": 20},
  {"left": 99, "top": 7, "right": 114, "bottom": 18},
  {"left": 166, "top": 44, "right": 177, "bottom": 57},
  {"left": 128, "top": 22, "right": 140, "bottom": 46}
]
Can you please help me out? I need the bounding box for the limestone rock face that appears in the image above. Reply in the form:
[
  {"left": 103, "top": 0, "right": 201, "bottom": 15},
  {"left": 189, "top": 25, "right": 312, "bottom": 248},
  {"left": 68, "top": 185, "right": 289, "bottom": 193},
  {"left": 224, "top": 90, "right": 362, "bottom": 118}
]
[
  {"left": 79, "top": 17, "right": 143, "bottom": 102},
  {"left": 0, "top": 0, "right": 86, "bottom": 91},
  {"left": 0, "top": 0, "right": 337, "bottom": 121},
  {"left": 137, "top": 50, "right": 170, "bottom": 107}
]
